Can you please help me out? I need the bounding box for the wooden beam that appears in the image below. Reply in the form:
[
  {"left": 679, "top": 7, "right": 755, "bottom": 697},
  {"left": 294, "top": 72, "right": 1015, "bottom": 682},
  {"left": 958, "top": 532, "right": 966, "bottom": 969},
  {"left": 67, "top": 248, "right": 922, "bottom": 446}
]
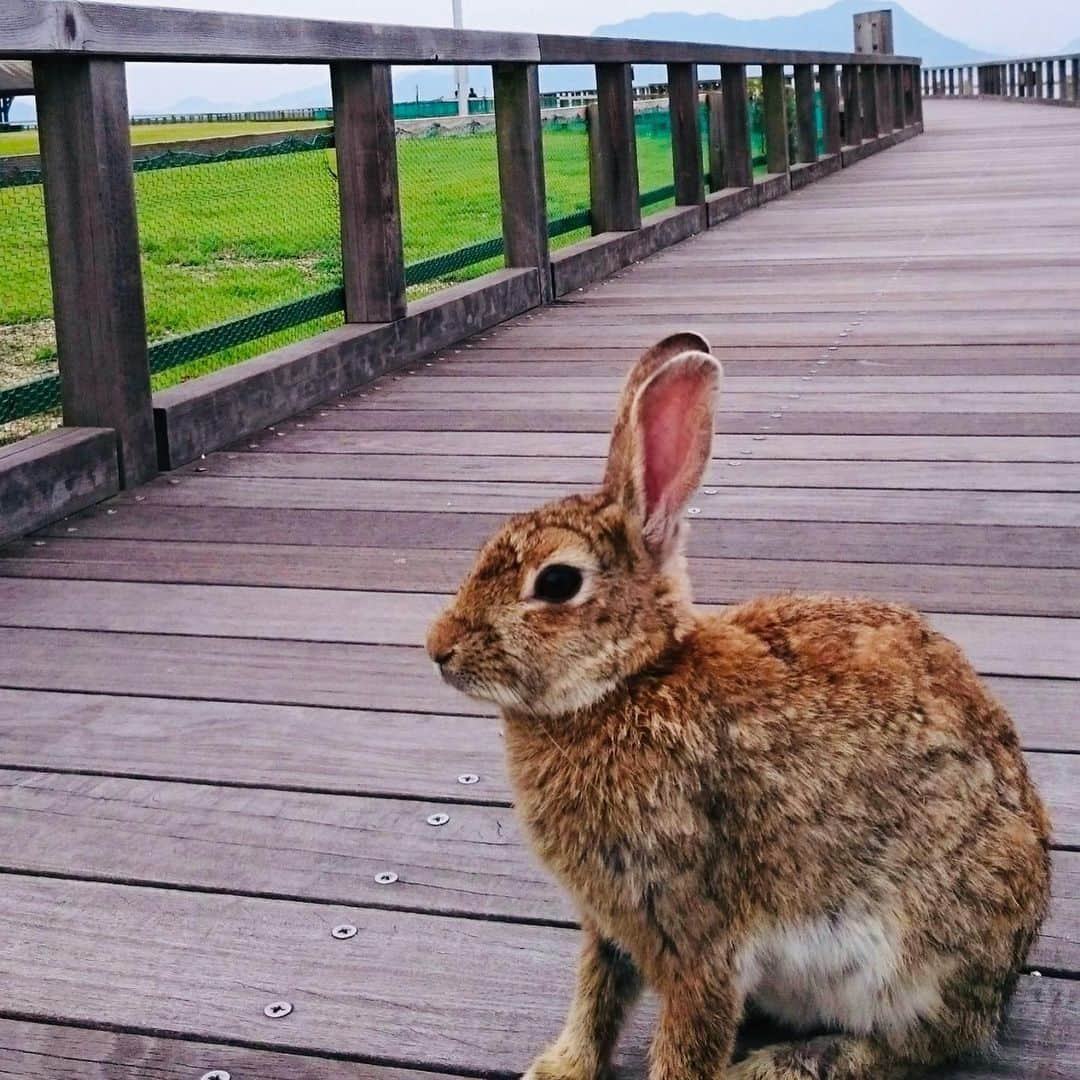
[
  {"left": 794, "top": 63, "right": 818, "bottom": 163},
  {"left": 330, "top": 61, "right": 406, "bottom": 324},
  {"left": 668, "top": 62, "right": 704, "bottom": 206},
  {"left": 720, "top": 63, "right": 754, "bottom": 188},
  {"left": 493, "top": 62, "right": 551, "bottom": 303},
  {"left": 842, "top": 63, "right": 864, "bottom": 145},
  {"left": 1073, "top": 57, "right": 1079, "bottom": 102},
  {"left": 587, "top": 63, "right": 640, "bottom": 233},
  {"left": 706, "top": 90, "right": 727, "bottom": 191},
  {"left": 819, "top": 64, "right": 842, "bottom": 155},
  {"left": 860, "top": 64, "right": 879, "bottom": 138},
  {"left": 891, "top": 64, "right": 905, "bottom": 127},
  {"left": 33, "top": 57, "right": 156, "bottom": 487},
  {"left": 877, "top": 63, "right": 893, "bottom": 129},
  {"left": 762, "top": 63, "right": 789, "bottom": 175}
]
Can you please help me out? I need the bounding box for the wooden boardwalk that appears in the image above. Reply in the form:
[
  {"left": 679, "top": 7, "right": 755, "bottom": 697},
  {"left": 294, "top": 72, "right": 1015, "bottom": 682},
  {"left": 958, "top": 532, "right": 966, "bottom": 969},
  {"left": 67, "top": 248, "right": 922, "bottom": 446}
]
[{"left": 0, "top": 98, "right": 1077, "bottom": 1076}]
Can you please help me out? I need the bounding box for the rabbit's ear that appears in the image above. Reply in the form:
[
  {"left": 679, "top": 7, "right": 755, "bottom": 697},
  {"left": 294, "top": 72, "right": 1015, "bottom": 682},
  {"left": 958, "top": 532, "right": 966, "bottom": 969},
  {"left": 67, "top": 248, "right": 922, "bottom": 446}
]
[
  {"left": 611, "top": 350, "right": 721, "bottom": 559},
  {"left": 605, "top": 332, "right": 711, "bottom": 495}
]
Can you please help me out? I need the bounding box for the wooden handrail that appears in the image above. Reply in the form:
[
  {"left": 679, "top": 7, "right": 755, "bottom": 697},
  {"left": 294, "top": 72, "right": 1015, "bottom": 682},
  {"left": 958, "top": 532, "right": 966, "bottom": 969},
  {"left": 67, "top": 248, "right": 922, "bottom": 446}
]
[
  {"left": 924, "top": 55, "right": 1079, "bottom": 104},
  {"left": 4, "top": 0, "right": 918, "bottom": 65}
]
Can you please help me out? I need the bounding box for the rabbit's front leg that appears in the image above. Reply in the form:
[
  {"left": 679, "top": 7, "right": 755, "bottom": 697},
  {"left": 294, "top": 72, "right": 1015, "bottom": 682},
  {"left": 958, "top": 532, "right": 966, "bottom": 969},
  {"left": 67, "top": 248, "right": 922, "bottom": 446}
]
[
  {"left": 524, "top": 928, "right": 642, "bottom": 1080},
  {"left": 649, "top": 969, "right": 738, "bottom": 1080}
]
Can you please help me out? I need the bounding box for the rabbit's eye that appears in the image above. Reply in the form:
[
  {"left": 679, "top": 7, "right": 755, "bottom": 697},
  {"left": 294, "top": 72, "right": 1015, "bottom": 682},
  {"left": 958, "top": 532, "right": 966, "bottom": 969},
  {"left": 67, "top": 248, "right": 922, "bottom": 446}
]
[{"left": 533, "top": 564, "right": 583, "bottom": 604}]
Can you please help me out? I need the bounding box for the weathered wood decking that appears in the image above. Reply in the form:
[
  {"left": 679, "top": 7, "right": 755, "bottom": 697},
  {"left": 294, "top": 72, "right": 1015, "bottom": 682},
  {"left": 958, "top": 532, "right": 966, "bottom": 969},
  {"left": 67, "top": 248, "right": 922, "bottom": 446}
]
[{"left": 0, "top": 98, "right": 1077, "bottom": 1076}]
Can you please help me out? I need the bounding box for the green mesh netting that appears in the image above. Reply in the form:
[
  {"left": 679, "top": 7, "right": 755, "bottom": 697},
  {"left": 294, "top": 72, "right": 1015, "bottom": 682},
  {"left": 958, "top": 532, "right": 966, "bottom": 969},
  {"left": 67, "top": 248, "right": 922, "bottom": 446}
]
[{"left": 0, "top": 94, "right": 778, "bottom": 443}]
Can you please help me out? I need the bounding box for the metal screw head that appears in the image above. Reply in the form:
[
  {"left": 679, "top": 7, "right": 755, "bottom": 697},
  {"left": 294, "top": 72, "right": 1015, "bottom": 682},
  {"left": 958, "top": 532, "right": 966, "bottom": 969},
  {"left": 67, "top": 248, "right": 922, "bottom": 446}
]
[
  {"left": 686, "top": 507, "right": 701, "bottom": 516},
  {"left": 106, "top": 508, "right": 117, "bottom": 515},
  {"left": 753, "top": 435, "right": 767, "bottom": 442},
  {"left": 374, "top": 871, "right": 398, "bottom": 885},
  {"left": 200, "top": 1071, "right": 231, "bottom": 1080},
  {"left": 427, "top": 812, "right": 450, "bottom": 827},
  {"left": 32, "top": 541, "right": 46, "bottom": 547},
  {"left": 66, "top": 526, "right": 78, "bottom": 533},
  {"left": 457, "top": 773, "right": 480, "bottom": 785},
  {"left": 702, "top": 488, "right": 718, "bottom": 495},
  {"left": 195, "top": 466, "right": 208, "bottom": 473},
  {"left": 331, "top": 924, "right": 358, "bottom": 940},
  {"left": 263, "top": 1000, "right": 293, "bottom": 1018},
  {"left": 770, "top": 412, "right": 783, "bottom": 419}
]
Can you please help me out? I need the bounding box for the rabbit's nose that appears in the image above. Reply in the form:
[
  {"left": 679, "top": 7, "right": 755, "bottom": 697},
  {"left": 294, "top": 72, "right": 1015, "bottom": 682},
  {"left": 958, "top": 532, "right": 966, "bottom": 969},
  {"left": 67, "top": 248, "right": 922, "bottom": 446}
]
[{"left": 426, "top": 612, "right": 464, "bottom": 665}]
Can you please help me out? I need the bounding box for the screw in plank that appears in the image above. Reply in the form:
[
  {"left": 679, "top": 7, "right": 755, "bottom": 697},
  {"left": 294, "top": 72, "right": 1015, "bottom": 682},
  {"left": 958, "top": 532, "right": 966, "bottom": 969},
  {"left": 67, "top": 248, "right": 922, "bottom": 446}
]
[
  {"left": 263, "top": 1000, "right": 293, "bottom": 1019},
  {"left": 195, "top": 466, "right": 208, "bottom": 473},
  {"left": 200, "top": 1072, "right": 231, "bottom": 1080},
  {"left": 457, "top": 774, "right": 480, "bottom": 785},
  {"left": 753, "top": 436, "right": 767, "bottom": 442},
  {"left": 728, "top": 461, "right": 741, "bottom": 468},
  {"left": 702, "top": 488, "right": 718, "bottom": 496},
  {"left": 427, "top": 812, "right": 451, "bottom": 827},
  {"left": 331, "top": 924, "right": 358, "bottom": 940},
  {"left": 32, "top": 541, "right": 46, "bottom": 547},
  {"left": 686, "top": 507, "right": 701, "bottom": 516},
  {"left": 374, "top": 871, "right": 399, "bottom": 885},
  {"left": 770, "top": 413, "right": 782, "bottom": 419},
  {"left": 106, "top": 508, "right": 117, "bottom": 515},
  {"left": 66, "top": 526, "right": 78, "bottom": 533}
]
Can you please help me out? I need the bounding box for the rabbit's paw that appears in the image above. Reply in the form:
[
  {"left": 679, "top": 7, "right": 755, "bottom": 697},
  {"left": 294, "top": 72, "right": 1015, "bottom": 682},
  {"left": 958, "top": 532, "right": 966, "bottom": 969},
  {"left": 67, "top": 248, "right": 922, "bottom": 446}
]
[
  {"left": 522, "top": 1046, "right": 608, "bottom": 1080},
  {"left": 727, "top": 1038, "right": 837, "bottom": 1080}
]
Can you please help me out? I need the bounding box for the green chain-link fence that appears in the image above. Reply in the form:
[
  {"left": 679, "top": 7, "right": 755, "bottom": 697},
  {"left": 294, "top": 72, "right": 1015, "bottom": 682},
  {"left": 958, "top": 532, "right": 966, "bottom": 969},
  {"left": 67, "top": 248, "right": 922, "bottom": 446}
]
[{"left": 0, "top": 94, "right": 784, "bottom": 445}]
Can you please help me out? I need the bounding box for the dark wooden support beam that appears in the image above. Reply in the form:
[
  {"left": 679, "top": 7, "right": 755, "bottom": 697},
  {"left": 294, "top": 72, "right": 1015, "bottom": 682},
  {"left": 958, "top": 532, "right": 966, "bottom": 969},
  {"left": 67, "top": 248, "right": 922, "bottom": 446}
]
[
  {"left": 891, "top": 65, "right": 904, "bottom": 127},
  {"left": 762, "top": 63, "right": 789, "bottom": 175},
  {"left": 720, "top": 63, "right": 753, "bottom": 188},
  {"left": 819, "top": 64, "right": 842, "bottom": 154},
  {"left": 947, "top": 67, "right": 955, "bottom": 96},
  {"left": 914, "top": 66, "right": 924, "bottom": 124},
  {"left": 1073, "top": 57, "right": 1079, "bottom": 102},
  {"left": 587, "top": 62, "right": 640, "bottom": 233},
  {"left": 493, "top": 62, "right": 551, "bottom": 303},
  {"left": 1008, "top": 63, "right": 1016, "bottom": 97},
  {"left": 843, "top": 63, "right": 863, "bottom": 144},
  {"left": 1058, "top": 59, "right": 1068, "bottom": 101},
  {"left": 861, "top": 65, "right": 879, "bottom": 137},
  {"left": 706, "top": 90, "right": 727, "bottom": 191},
  {"left": 1047, "top": 60, "right": 1055, "bottom": 99},
  {"left": 667, "top": 62, "right": 704, "bottom": 206},
  {"left": 331, "top": 61, "right": 406, "bottom": 324},
  {"left": 33, "top": 57, "right": 156, "bottom": 487},
  {"left": 876, "top": 64, "right": 892, "bottom": 129},
  {"left": 794, "top": 63, "right": 818, "bottom": 163}
]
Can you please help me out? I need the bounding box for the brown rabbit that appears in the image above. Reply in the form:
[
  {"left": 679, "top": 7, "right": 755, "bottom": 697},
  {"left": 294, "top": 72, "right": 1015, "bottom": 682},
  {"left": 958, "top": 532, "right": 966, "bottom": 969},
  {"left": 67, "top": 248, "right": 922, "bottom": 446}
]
[{"left": 426, "top": 332, "right": 1050, "bottom": 1080}]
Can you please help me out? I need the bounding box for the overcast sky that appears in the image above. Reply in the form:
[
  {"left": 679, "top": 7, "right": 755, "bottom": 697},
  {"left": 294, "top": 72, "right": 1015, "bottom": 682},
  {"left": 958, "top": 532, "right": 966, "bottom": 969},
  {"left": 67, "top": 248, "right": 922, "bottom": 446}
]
[{"left": 100, "top": 0, "right": 1080, "bottom": 110}]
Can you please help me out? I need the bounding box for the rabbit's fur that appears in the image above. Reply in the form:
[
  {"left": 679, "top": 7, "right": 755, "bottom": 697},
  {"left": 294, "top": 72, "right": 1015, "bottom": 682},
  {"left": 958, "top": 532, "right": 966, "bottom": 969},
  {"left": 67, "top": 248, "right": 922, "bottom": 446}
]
[{"left": 426, "top": 333, "right": 1050, "bottom": 1080}]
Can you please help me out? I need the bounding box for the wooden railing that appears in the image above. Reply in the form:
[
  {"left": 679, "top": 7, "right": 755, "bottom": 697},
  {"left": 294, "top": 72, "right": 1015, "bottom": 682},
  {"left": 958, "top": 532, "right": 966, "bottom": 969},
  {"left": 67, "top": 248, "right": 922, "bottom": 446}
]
[
  {"left": 0, "top": 0, "right": 921, "bottom": 543},
  {"left": 925, "top": 56, "right": 1080, "bottom": 105}
]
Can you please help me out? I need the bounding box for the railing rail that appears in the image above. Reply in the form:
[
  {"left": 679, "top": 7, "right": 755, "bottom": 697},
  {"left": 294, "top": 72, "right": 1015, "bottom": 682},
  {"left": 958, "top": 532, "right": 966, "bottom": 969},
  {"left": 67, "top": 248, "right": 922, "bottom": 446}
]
[
  {"left": 924, "top": 54, "right": 1080, "bottom": 106},
  {"left": 0, "top": 0, "right": 922, "bottom": 545}
]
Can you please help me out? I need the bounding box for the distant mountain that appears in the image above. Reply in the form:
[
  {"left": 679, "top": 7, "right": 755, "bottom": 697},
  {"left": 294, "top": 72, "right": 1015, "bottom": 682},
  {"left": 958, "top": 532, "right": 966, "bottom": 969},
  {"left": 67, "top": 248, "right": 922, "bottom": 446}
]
[
  {"left": 1061, "top": 39, "right": 1080, "bottom": 54},
  {"left": 596, "top": 1, "right": 990, "bottom": 69}
]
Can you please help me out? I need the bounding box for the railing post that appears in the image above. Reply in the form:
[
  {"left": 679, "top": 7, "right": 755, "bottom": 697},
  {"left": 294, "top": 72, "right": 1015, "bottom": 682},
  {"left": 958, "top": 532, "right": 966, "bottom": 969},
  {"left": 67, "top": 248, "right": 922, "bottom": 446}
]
[
  {"left": 1058, "top": 59, "right": 1067, "bottom": 101},
  {"left": 33, "top": 57, "right": 157, "bottom": 487},
  {"left": 947, "top": 67, "right": 955, "bottom": 96},
  {"left": 762, "top": 63, "right": 790, "bottom": 174},
  {"left": 720, "top": 63, "right": 753, "bottom": 188},
  {"left": 842, "top": 63, "right": 864, "bottom": 144},
  {"left": 1047, "top": 60, "right": 1055, "bottom": 100},
  {"left": 820, "top": 64, "right": 842, "bottom": 154},
  {"left": 667, "top": 62, "right": 704, "bottom": 206},
  {"left": 861, "top": 64, "right": 880, "bottom": 136},
  {"left": 331, "top": 61, "right": 406, "bottom": 324},
  {"left": 876, "top": 64, "right": 892, "bottom": 128},
  {"left": 588, "top": 63, "right": 640, "bottom": 233},
  {"left": 493, "top": 62, "right": 552, "bottom": 303},
  {"left": 794, "top": 63, "right": 818, "bottom": 162},
  {"left": 891, "top": 65, "right": 904, "bottom": 126},
  {"left": 1008, "top": 63, "right": 1016, "bottom": 97},
  {"left": 914, "top": 66, "right": 924, "bottom": 124},
  {"left": 1073, "top": 57, "right": 1079, "bottom": 102},
  {"left": 705, "top": 91, "right": 727, "bottom": 191},
  {"left": 1035, "top": 60, "right": 1044, "bottom": 98}
]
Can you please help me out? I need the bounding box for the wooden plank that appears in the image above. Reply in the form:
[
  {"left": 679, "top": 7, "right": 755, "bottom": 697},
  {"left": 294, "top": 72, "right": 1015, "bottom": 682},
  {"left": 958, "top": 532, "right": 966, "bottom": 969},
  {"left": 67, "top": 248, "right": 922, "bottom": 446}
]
[
  {"left": 178, "top": 450, "right": 1080, "bottom": 493},
  {"left": 152, "top": 269, "right": 542, "bottom": 468},
  {"left": 0, "top": 577, "right": 1073, "bottom": 677},
  {"left": 588, "top": 64, "right": 640, "bottom": 232},
  {"left": 33, "top": 57, "right": 156, "bottom": 487},
  {"left": 0, "top": 773, "right": 1073, "bottom": 965},
  {"left": 222, "top": 430, "right": 1080, "bottom": 462},
  {"left": 794, "top": 64, "right": 818, "bottom": 163},
  {"left": 0, "top": 620, "right": 1072, "bottom": 716},
  {"left": 861, "top": 64, "right": 880, "bottom": 136},
  {"left": 3, "top": 539, "right": 1078, "bottom": 618},
  {"left": 0, "top": 428, "right": 118, "bottom": 546},
  {"left": 706, "top": 90, "right": 727, "bottom": 192},
  {"left": 668, "top": 61, "right": 705, "bottom": 205},
  {"left": 35, "top": 505, "right": 1078, "bottom": 570},
  {"left": 494, "top": 63, "right": 552, "bottom": 302},
  {"left": 0, "top": 1019, "right": 463, "bottom": 1080},
  {"left": 842, "top": 62, "right": 864, "bottom": 144},
  {"left": 330, "top": 60, "right": 405, "bottom": 323},
  {"left": 125, "top": 474, "right": 1080, "bottom": 528},
  {"left": 762, "top": 63, "right": 790, "bottom": 175}
]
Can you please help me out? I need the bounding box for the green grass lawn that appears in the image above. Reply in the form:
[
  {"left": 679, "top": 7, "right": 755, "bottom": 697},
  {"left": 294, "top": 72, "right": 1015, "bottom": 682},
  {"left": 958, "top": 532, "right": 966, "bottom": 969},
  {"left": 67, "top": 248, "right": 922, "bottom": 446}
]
[
  {"left": 0, "top": 120, "right": 329, "bottom": 159},
  {"left": 1, "top": 117, "right": 690, "bottom": 436}
]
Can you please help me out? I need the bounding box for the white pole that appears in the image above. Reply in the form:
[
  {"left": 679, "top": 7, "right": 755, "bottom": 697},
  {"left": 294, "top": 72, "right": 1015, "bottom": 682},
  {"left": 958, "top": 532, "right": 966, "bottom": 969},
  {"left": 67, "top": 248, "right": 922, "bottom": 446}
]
[{"left": 452, "top": 0, "right": 468, "bottom": 116}]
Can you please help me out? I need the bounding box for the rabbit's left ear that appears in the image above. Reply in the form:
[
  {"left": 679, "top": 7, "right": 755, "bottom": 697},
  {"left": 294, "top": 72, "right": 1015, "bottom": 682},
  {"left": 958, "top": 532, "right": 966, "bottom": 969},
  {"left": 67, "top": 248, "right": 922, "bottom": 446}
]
[{"left": 615, "top": 351, "right": 721, "bottom": 559}]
